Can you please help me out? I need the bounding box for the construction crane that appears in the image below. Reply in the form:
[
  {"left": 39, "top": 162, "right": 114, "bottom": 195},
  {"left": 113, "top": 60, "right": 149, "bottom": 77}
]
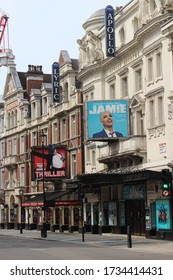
[
  {"left": 0, "top": 8, "right": 14, "bottom": 67},
  {"left": 0, "top": 14, "right": 8, "bottom": 47}
]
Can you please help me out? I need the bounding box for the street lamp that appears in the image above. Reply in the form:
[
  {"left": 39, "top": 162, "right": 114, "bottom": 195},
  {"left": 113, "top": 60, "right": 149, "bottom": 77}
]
[
  {"left": 19, "top": 186, "right": 24, "bottom": 234},
  {"left": 40, "top": 130, "right": 47, "bottom": 238}
]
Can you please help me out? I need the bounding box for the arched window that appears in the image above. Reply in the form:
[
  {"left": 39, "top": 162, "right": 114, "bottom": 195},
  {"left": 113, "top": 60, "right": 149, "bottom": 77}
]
[
  {"left": 119, "top": 27, "right": 125, "bottom": 46},
  {"left": 7, "top": 112, "right": 10, "bottom": 129},
  {"left": 14, "top": 109, "right": 17, "bottom": 126},
  {"left": 133, "top": 17, "right": 138, "bottom": 34},
  {"left": 12, "top": 111, "right": 15, "bottom": 128},
  {"left": 64, "top": 82, "right": 68, "bottom": 102}
]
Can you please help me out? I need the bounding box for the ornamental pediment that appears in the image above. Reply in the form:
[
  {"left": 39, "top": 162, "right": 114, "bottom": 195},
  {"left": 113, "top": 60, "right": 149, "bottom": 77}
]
[{"left": 129, "top": 93, "right": 145, "bottom": 109}]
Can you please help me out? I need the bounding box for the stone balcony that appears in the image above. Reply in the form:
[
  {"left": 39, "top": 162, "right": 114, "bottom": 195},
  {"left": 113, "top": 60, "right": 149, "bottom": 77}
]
[
  {"left": 97, "top": 135, "right": 146, "bottom": 164},
  {"left": 3, "top": 155, "right": 17, "bottom": 167}
]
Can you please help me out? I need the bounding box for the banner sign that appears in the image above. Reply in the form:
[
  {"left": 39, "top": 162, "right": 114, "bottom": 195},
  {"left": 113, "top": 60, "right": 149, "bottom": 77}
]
[
  {"left": 31, "top": 144, "right": 66, "bottom": 181},
  {"left": 145, "top": 207, "right": 151, "bottom": 230},
  {"left": 105, "top": 5, "right": 115, "bottom": 57},
  {"left": 87, "top": 100, "right": 128, "bottom": 140},
  {"left": 52, "top": 62, "right": 60, "bottom": 103},
  {"left": 156, "top": 199, "right": 171, "bottom": 230}
]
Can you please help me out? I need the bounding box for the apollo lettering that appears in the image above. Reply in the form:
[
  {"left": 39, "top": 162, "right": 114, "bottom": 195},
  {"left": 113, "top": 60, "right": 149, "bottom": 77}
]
[
  {"left": 105, "top": 5, "right": 115, "bottom": 57},
  {"left": 89, "top": 104, "right": 127, "bottom": 114}
]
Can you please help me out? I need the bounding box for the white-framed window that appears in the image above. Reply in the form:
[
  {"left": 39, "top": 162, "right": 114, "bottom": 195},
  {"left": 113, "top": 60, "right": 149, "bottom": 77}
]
[
  {"left": 147, "top": 56, "right": 154, "bottom": 83},
  {"left": 147, "top": 90, "right": 164, "bottom": 129},
  {"left": 156, "top": 51, "right": 162, "bottom": 79},
  {"left": 41, "top": 128, "right": 48, "bottom": 145},
  {"left": 20, "top": 166, "right": 25, "bottom": 186},
  {"left": 70, "top": 114, "right": 76, "bottom": 137},
  {"left": 0, "top": 115, "right": 4, "bottom": 131},
  {"left": 20, "top": 135, "right": 25, "bottom": 154},
  {"left": 84, "top": 92, "right": 94, "bottom": 101},
  {"left": 52, "top": 122, "right": 58, "bottom": 143},
  {"left": 136, "top": 110, "right": 144, "bottom": 135},
  {"left": 0, "top": 142, "right": 5, "bottom": 159},
  {"left": 32, "top": 131, "right": 38, "bottom": 146},
  {"left": 110, "top": 83, "right": 116, "bottom": 99},
  {"left": 11, "top": 111, "right": 14, "bottom": 128},
  {"left": 7, "top": 112, "right": 11, "bottom": 129},
  {"left": 7, "top": 140, "right": 11, "bottom": 156},
  {"left": 61, "top": 118, "right": 66, "bottom": 140},
  {"left": 0, "top": 170, "right": 4, "bottom": 189},
  {"left": 7, "top": 112, "right": 10, "bottom": 129},
  {"left": 71, "top": 153, "right": 76, "bottom": 178},
  {"left": 14, "top": 109, "right": 17, "bottom": 126},
  {"left": 135, "top": 68, "right": 142, "bottom": 92},
  {"left": 12, "top": 138, "right": 17, "bottom": 155},
  {"left": 149, "top": 99, "right": 155, "bottom": 127},
  {"left": 146, "top": 46, "right": 162, "bottom": 84},
  {"left": 121, "top": 75, "right": 128, "bottom": 98},
  {"left": 157, "top": 95, "right": 164, "bottom": 125}
]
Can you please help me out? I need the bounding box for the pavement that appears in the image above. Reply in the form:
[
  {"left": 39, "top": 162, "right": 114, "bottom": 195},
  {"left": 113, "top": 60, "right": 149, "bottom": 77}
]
[{"left": 1, "top": 228, "right": 173, "bottom": 255}]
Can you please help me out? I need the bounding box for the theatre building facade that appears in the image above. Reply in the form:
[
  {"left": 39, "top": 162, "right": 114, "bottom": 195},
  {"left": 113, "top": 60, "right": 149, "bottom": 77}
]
[
  {"left": 76, "top": 0, "right": 173, "bottom": 239},
  {"left": 0, "top": 50, "right": 84, "bottom": 233},
  {"left": 1, "top": 0, "right": 173, "bottom": 240}
]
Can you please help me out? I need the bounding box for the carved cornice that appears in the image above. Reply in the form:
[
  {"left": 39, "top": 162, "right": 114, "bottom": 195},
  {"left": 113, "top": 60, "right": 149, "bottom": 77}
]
[{"left": 135, "top": 13, "right": 173, "bottom": 42}]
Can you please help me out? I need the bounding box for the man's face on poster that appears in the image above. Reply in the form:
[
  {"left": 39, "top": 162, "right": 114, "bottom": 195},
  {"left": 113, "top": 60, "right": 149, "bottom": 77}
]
[{"left": 100, "top": 111, "right": 113, "bottom": 129}]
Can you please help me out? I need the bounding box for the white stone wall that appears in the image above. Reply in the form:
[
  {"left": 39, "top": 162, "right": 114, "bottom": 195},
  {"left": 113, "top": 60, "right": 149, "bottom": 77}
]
[{"left": 79, "top": 0, "right": 173, "bottom": 174}]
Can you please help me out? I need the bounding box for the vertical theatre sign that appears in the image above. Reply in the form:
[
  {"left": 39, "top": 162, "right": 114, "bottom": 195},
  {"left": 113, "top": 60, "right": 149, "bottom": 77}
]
[
  {"left": 52, "top": 62, "right": 60, "bottom": 103},
  {"left": 105, "top": 5, "right": 115, "bottom": 57}
]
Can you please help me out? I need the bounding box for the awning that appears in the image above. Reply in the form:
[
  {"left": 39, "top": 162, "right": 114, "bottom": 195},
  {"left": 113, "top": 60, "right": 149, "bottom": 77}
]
[
  {"left": 77, "top": 169, "right": 162, "bottom": 186},
  {"left": 22, "top": 190, "right": 75, "bottom": 207}
]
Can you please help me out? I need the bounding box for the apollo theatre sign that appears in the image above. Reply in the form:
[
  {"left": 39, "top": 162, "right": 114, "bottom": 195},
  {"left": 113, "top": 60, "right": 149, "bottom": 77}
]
[{"left": 105, "top": 5, "right": 115, "bottom": 57}]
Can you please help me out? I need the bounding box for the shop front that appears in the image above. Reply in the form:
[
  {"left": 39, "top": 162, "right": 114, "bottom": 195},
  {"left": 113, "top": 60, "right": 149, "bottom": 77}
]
[
  {"left": 22, "top": 190, "right": 81, "bottom": 232},
  {"left": 77, "top": 169, "right": 173, "bottom": 239}
]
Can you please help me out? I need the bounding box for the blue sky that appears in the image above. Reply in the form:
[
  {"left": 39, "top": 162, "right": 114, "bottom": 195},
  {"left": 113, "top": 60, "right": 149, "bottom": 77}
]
[{"left": 0, "top": 0, "right": 128, "bottom": 95}]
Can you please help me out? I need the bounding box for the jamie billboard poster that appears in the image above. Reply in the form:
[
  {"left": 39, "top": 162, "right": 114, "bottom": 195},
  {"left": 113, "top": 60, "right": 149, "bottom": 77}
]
[
  {"left": 87, "top": 100, "right": 128, "bottom": 140},
  {"left": 31, "top": 144, "right": 66, "bottom": 181},
  {"left": 156, "top": 199, "right": 171, "bottom": 230}
]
